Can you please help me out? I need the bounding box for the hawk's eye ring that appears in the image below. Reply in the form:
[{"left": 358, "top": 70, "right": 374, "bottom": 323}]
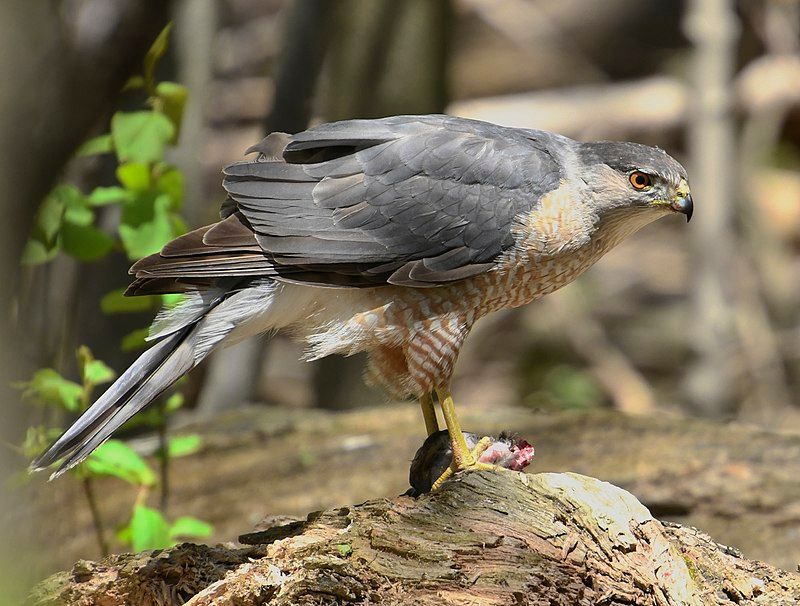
[{"left": 629, "top": 171, "right": 652, "bottom": 190}]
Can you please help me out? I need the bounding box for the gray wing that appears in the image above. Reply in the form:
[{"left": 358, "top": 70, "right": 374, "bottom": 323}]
[{"left": 129, "top": 115, "right": 566, "bottom": 292}]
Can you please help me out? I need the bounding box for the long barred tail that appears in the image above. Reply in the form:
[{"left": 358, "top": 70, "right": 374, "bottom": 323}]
[
  {"left": 31, "top": 279, "right": 278, "bottom": 479},
  {"left": 31, "top": 328, "right": 197, "bottom": 478}
]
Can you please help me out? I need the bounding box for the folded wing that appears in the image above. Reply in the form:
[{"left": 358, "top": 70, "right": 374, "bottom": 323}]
[{"left": 130, "top": 114, "right": 565, "bottom": 293}]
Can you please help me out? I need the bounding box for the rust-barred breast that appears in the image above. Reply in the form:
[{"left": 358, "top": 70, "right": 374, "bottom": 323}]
[{"left": 320, "top": 175, "right": 665, "bottom": 397}]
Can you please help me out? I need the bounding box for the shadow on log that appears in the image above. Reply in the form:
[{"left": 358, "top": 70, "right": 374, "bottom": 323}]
[{"left": 30, "top": 470, "right": 800, "bottom": 605}]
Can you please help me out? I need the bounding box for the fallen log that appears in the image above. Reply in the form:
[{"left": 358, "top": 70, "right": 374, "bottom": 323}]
[
  {"left": 17, "top": 407, "right": 800, "bottom": 577},
  {"left": 29, "top": 469, "right": 800, "bottom": 605}
]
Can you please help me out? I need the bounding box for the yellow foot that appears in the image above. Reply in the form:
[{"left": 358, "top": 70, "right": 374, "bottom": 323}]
[{"left": 431, "top": 436, "right": 499, "bottom": 491}]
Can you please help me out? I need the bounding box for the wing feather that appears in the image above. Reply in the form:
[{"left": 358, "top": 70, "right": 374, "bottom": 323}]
[{"left": 129, "top": 115, "right": 570, "bottom": 294}]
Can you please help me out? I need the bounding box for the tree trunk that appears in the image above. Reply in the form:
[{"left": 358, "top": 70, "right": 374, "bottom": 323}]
[
  {"left": 313, "top": 0, "right": 452, "bottom": 410},
  {"left": 29, "top": 469, "right": 800, "bottom": 605},
  {"left": 683, "top": 0, "right": 740, "bottom": 417},
  {"left": 196, "top": 0, "right": 336, "bottom": 414}
]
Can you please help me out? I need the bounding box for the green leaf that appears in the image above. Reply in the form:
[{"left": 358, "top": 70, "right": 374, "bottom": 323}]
[
  {"left": 20, "top": 425, "right": 64, "bottom": 459},
  {"left": 61, "top": 186, "right": 94, "bottom": 226},
  {"left": 119, "top": 192, "right": 159, "bottom": 228},
  {"left": 116, "top": 162, "right": 151, "bottom": 192},
  {"left": 336, "top": 543, "right": 353, "bottom": 557},
  {"left": 76, "top": 344, "right": 92, "bottom": 368},
  {"left": 17, "top": 369, "right": 83, "bottom": 411},
  {"left": 160, "top": 293, "right": 184, "bottom": 308},
  {"left": 122, "top": 74, "right": 146, "bottom": 91},
  {"left": 111, "top": 111, "right": 174, "bottom": 164},
  {"left": 61, "top": 222, "right": 115, "bottom": 261},
  {"left": 84, "top": 440, "right": 156, "bottom": 486},
  {"left": 167, "top": 434, "right": 202, "bottom": 458},
  {"left": 154, "top": 167, "right": 183, "bottom": 209},
  {"left": 144, "top": 23, "right": 173, "bottom": 92},
  {"left": 121, "top": 327, "right": 150, "bottom": 352},
  {"left": 76, "top": 345, "right": 98, "bottom": 390},
  {"left": 155, "top": 81, "right": 188, "bottom": 142},
  {"left": 101, "top": 288, "right": 155, "bottom": 314},
  {"left": 115, "top": 524, "right": 132, "bottom": 546},
  {"left": 164, "top": 392, "right": 185, "bottom": 412},
  {"left": 21, "top": 239, "right": 58, "bottom": 265},
  {"left": 22, "top": 185, "right": 89, "bottom": 265},
  {"left": 83, "top": 360, "right": 116, "bottom": 386},
  {"left": 128, "top": 504, "right": 173, "bottom": 551},
  {"left": 77, "top": 134, "right": 113, "bottom": 157},
  {"left": 88, "top": 186, "right": 134, "bottom": 206},
  {"left": 118, "top": 194, "right": 173, "bottom": 260},
  {"left": 545, "top": 366, "right": 601, "bottom": 411},
  {"left": 33, "top": 186, "right": 70, "bottom": 244},
  {"left": 63, "top": 204, "right": 94, "bottom": 227},
  {"left": 169, "top": 516, "right": 212, "bottom": 540},
  {"left": 169, "top": 212, "right": 188, "bottom": 236}
]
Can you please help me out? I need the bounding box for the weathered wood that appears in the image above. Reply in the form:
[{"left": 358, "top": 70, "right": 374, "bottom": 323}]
[
  {"left": 18, "top": 407, "right": 800, "bottom": 577},
  {"left": 29, "top": 469, "right": 800, "bottom": 605}
]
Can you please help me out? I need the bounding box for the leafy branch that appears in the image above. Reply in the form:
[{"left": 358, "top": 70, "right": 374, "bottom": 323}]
[{"left": 13, "top": 23, "right": 213, "bottom": 557}]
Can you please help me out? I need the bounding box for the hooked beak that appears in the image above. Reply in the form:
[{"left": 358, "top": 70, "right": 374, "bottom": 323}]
[
  {"left": 672, "top": 194, "right": 693, "bottom": 222},
  {"left": 671, "top": 180, "right": 693, "bottom": 222}
]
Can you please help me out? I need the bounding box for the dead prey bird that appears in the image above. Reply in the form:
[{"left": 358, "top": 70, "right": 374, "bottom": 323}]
[
  {"left": 407, "top": 431, "right": 535, "bottom": 496},
  {"left": 32, "top": 115, "right": 692, "bottom": 489}
]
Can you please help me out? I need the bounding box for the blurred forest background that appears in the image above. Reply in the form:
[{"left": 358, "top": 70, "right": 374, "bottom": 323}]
[{"left": 1, "top": 0, "right": 800, "bottom": 601}]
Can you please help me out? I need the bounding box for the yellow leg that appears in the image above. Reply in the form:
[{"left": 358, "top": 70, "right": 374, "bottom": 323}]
[
  {"left": 420, "top": 393, "right": 439, "bottom": 436},
  {"left": 435, "top": 388, "right": 476, "bottom": 468},
  {"left": 428, "top": 388, "right": 499, "bottom": 491},
  {"left": 431, "top": 435, "right": 494, "bottom": 491}
]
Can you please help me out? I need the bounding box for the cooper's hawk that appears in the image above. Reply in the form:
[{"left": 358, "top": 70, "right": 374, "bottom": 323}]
[{"left": 32, "top": 115, "right": 692, "bottom": 484}]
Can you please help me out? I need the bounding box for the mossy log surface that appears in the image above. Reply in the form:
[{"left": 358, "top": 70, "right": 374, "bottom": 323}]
[{"left": 30, "top": 469, "right": 800, "bottom": 605}]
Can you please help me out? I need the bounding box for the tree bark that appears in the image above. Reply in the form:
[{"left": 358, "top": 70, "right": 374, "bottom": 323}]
[
  {"left": 29, "top": 469, "right": 800, "bottom": 605},
  {"left": 264, "top": 0, "right": 335, "bottom": 135}
]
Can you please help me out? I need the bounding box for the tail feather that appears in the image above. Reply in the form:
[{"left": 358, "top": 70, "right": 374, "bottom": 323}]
[
  {"left": 31, "top": 329, "right": 193, "bottom": 479},
  {"left": 31, "top": 278, "right": 279, "bottom": 480}
]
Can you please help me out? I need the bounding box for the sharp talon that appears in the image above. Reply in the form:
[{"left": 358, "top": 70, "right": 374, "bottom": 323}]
[
  {"left": 430, "top": 436, "right": 502, "bottom": 491},
  {"left": 431, "top": 460, "right": 502, "bottom": 491},
  {"left": 427, "top": 390, "right": 502, "bottom": 491},
  {"left": 430, "top": 467, "right": 453, "bottom": 491},
  {"left": 471, "top": 436, "right": 493, "bottom": 460}
]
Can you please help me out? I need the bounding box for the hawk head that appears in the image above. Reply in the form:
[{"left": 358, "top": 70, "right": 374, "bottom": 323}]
[{"left": 578, "top": 141, "right": 693, "bottom": 223}]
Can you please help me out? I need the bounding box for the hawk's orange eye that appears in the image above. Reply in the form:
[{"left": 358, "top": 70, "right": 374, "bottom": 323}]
[{"left": 629, "top": 171, "right": 652, "bottom": 190}]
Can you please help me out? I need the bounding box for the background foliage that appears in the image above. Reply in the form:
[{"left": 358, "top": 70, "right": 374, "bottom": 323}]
[{"left": 15, "top": 24, "right": 211, "bottom": 557}]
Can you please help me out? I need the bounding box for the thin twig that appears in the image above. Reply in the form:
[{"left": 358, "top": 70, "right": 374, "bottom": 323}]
[
  {"left": 81, "top": 476, "right": 108, "bottom": 557},
  {"left": 157, "top": 399, "right": 169, "bottom": 514}
]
